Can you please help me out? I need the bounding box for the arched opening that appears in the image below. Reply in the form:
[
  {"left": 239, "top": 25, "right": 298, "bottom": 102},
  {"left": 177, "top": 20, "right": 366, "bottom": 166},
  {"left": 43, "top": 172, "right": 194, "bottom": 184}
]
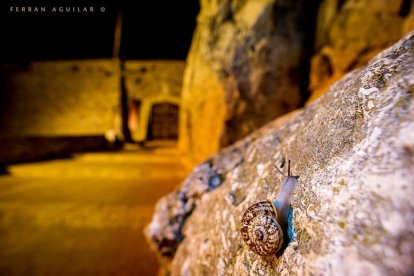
[{"left": 146, "top": 103, "right": 179, "bottom": 141}]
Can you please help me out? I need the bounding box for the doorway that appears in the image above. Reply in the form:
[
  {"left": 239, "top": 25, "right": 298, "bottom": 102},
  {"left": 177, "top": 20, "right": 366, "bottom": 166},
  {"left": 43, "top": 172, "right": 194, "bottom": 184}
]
[{"left": 146, "top": 103, "right": 178, "bottom": 141}]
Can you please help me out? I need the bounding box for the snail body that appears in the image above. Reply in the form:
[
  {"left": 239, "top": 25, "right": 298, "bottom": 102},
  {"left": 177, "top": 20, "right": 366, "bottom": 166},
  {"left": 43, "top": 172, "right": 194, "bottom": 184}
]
[{"left": 240, "top": 160, "right": 299, "bottom": 256}]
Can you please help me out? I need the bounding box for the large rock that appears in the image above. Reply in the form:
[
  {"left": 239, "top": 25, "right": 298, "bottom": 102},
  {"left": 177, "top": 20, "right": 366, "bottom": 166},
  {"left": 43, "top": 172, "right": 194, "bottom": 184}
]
[
  {"left": 179, "top": 0, "right": 317, "bottom": 165},
  {"left": 146, "top": 33, "right": 414, "bottom": 275},
  {"left": 309, "top": 0, "right": 414, "bottom": 102}
]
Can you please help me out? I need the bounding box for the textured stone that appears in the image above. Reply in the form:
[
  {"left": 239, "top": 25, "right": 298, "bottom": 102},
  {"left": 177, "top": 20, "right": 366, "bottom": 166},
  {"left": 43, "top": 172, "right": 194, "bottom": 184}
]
[
  {"left": 146, "top": 33, "right": 414, "bottom": 275},
  {"left": 309, "top": 0, "right": 413, "bottom": 103},
  {"left": 0, "top": 60, "right": 120, "bottom": 137},
  {"left": 125, "top": 61, "right": 184, "bottom": 99},
  {"left": 179, "top": 0, "right": 316, "bottom": 165}
]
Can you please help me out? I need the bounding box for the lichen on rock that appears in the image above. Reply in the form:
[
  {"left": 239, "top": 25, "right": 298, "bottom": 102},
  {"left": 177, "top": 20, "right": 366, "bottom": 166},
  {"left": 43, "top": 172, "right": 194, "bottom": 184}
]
[{"left": 146, "top": 32, "right": 414, "bottom": 275}]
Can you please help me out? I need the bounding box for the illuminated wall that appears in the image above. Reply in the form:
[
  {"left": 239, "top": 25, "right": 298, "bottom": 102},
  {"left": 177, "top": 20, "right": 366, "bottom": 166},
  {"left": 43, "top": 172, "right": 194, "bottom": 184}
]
[
  {"left": 0, "top": 60, "right": 120, "bottom": 137},
  {"left": 0, "top": 60, "right": 185, "bottom": 142}
]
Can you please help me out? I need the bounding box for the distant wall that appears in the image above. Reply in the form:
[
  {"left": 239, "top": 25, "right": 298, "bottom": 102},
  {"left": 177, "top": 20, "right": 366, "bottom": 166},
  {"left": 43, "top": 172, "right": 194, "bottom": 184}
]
[
  {"left": 124, "top": 60, "right": 185, "bottom": 141},
  {"left": 0, "top": 59, "right": 121, "bottom": 137},
  {"left": 125, "top": 60, "right": 184, "bottom": 100},
  {"left": 0, "top": 59, "right": 186, "bottom": 165}
]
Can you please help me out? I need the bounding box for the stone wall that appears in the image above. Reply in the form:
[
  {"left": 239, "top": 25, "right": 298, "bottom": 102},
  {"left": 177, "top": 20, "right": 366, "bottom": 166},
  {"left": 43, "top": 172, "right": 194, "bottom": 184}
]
[
  {"left": 0, "top": 59, "right": 186, "bottom": 143},
  {"left": 0, "top": 59, "right": 186, "bottom": 164},
  {"left": 0, "top": 59, "right": 120, "bottom": 137},
  {"left": 125, "top": 61, "right": 184, "bottom": 100}
]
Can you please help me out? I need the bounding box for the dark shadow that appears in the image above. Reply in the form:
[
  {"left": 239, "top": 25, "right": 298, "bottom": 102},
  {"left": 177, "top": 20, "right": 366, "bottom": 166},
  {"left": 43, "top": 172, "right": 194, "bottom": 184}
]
[
  {"left": 298, "top": 0, "right": 323, "bottom": 106},
  {"left": 120, "top": 61, "right": 132, "bottom": 143},
  {"left": 399, "top": 0, "right": 412, "bottom": 17},
  {"left": 0, "top": 136, "right": 122, "bottom": 167},
  {"left": 0, "top": 165, "right": 9, "bottom": 175},
  {"left": 275, "top": 206, "right": 295, "bottom": 257},
  {"left": 337, "top": 0, "right": 347, "bottom": 11}
]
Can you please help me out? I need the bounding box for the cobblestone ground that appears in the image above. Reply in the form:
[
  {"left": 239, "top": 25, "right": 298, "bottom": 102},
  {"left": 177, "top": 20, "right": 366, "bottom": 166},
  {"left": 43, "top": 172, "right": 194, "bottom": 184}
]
[{"left": 0, "top": 147, "right": 188, "bottom": 276}]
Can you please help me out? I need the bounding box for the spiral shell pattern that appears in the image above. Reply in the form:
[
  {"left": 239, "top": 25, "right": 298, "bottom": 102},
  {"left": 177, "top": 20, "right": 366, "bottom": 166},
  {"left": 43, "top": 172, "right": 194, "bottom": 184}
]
[{"left": 240, "top": 200, "right": 283, "bottom": 256}]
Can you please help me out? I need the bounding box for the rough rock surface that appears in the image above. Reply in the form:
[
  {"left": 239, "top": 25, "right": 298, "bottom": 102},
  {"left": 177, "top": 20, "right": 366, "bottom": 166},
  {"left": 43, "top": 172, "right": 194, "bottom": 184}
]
[
  {"left": 146, "top": 33, "right": 414, "bottom": 275},
  {"left": 309, "top": 0, "right": 414, "bottom": 102},
  {"left": 179, "top": 0, "right": 317, "bottom": 165}
]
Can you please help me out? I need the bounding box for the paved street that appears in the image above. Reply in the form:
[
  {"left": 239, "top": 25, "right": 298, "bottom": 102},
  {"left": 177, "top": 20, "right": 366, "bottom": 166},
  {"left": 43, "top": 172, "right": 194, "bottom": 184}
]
[{"left": 0, "top": 148, "right": 188, "bottom": 276}]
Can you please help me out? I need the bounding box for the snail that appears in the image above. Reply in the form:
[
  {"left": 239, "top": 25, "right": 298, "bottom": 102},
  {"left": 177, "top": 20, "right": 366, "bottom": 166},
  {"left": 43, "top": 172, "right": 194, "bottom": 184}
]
[{"left": 240, "top": 160, "right": 299, "bottom": 256}]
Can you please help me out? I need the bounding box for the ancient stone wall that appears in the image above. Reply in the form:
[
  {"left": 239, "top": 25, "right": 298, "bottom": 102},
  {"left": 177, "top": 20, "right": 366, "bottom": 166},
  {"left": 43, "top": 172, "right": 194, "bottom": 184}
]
[
  {"left": 125, "top": 61, "right": 184, "bottom": 100},
  {"left": 0, "top": 60, "right": 186, "bottom": 143},
  {"left": 0, "top": 60, "right": 120, "bottom": 137}
]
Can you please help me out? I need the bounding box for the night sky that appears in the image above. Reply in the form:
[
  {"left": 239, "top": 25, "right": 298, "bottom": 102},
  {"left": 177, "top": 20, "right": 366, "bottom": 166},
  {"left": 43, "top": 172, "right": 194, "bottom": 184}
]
[{"left": 0, "top": 0, "right": 200, "bottom": 62}]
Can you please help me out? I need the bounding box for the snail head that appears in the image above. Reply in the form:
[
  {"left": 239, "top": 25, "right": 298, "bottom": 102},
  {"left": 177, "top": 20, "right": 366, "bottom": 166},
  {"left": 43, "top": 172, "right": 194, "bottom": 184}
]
[{"left": 275, "top": 160, "right": 299, "bottom": 179}]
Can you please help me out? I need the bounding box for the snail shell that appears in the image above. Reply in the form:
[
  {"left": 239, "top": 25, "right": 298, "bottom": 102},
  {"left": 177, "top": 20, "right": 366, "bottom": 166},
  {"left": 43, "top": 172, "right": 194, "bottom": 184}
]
[
  {"left": 240, "top": 200, "right": 283, "bottom": 256},
  {"left": 240, "top": 160, "right": 299, "bottom": 256}
]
